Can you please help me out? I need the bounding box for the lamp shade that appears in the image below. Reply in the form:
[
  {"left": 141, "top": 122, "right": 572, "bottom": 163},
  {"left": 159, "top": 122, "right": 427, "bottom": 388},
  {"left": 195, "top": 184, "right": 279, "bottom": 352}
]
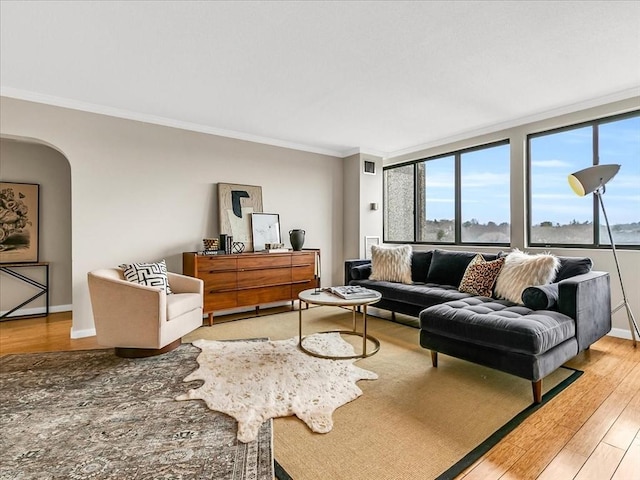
[{"left": 568, "top": 164, "right": 620, "bottom": 197}]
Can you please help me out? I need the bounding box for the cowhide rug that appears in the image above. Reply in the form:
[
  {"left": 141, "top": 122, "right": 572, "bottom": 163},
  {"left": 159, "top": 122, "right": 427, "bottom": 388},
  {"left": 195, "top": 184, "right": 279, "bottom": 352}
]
[{"left": 176, "top": 333, "right": 378, "bottom": 443}]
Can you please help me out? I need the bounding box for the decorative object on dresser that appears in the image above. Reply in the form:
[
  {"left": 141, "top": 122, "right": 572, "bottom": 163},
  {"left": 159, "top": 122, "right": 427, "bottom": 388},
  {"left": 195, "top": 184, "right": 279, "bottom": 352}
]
[
  {"left": 250, "top": 212, "right": 281, "bottom": 252},
  {"left": 0, "top": 182, "right": 39, "bottom": 263},
  {"left": 202, "top": 237, "right": 219, "bottom": 252},
  {"left": 183, "top": 249, "right": 319, "bottom": 325},
  {"left": 289, "top": 229, "right": 305, "bottom": 251},
  {"left": 218, "top": 183, "right": 263, "bottom": 252}
]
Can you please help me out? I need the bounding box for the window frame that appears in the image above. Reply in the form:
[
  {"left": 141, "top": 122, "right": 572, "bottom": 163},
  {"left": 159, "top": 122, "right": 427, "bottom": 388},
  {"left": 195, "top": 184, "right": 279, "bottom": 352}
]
[
  {"left": 383, "top": 139, "right": 511, "bottom": 247},
  {"left": 527, "top": 110, "right": 640, "bottom": 250}
]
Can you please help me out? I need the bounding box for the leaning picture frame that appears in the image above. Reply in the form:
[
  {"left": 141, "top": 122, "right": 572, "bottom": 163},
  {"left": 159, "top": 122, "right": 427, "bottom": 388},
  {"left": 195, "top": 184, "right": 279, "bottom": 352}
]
[
  {"left": 251, "top": 213, "right": 281, "bottom": 252},
  {"left": 364, "top": 236, "right": 380, "bottom": 260},
  {"left": 0, "top": 182, "right": 40, "bottom": 263},
  {"left": 218, "top": 183, "right": 263, "bottom": 252}
]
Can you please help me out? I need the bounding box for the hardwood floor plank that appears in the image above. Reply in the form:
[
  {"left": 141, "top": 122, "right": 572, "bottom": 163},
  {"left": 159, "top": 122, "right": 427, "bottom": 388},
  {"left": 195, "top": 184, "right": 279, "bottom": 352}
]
[
  {"left": 498, "top": 424, "right": 575, "bottom": 480},
  {"left": 611, "top": 431, "right": 640, "bottom": 480},
  {"left": 574, "top": 442, "right": 625, "bottom": 480},
  {"left": 564, "top": 387, "right": 636, "bottom": 457},
  {"left": 536, "top": 449, "right": 588, "bottom": 480},
  {"left": 458, "top": 441, "right": 526, "bottom": 480},
  {"left": 603, "top": 389, "right": 640, "bottom": 451}
]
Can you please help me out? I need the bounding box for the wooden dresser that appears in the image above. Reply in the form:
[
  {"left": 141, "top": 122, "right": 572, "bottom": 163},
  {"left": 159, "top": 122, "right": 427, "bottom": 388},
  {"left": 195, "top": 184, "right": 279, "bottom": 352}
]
[{"left": 183, "top": 250, "right": 319, "bottom": 325}]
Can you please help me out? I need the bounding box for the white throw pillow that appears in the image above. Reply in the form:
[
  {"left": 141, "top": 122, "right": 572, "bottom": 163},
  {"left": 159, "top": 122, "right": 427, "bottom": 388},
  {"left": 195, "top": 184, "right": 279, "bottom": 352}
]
[
  {"left": 494, "top": 249, "right": 559, "bottom": 304},
  {"left": 369, "top": 244, "right": 412, "bottom": 284}
]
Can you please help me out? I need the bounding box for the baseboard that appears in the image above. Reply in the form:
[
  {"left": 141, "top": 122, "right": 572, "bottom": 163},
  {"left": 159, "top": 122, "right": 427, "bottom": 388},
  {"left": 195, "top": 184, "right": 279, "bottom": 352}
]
[
  {"left": 70, "top": 327, "right": 97, "bottom": 339},
  {"left": 0, "top": 304, "right": 72, "bottom": 318},
  {"left": 608, "top": 327, "right": 633, "bottom": 340}
]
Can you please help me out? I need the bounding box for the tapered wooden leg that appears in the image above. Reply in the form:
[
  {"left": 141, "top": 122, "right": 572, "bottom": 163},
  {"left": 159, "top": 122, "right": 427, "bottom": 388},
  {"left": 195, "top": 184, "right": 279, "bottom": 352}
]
[
  {"left": 431, "top": 351, "right": 438, "bottom": 367},
  {"left": 207, "top": 312, "right": 213, "bottom": 326},
  {"left": 532, "top": 379, "right": 542, "bottom": 404}
]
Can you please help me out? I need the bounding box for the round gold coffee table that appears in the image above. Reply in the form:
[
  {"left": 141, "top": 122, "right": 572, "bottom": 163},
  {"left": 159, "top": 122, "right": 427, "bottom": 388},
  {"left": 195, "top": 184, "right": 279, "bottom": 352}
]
[{"left": 298, "top": 288, "right": 382, "bottom": 360}]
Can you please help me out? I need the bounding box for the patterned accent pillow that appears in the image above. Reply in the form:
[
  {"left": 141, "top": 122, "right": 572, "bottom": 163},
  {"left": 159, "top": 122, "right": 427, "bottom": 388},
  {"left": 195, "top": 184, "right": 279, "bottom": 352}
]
[
  {"left": 368, "top": 244, "right": 412, "bottom": 284},
  {"left": 458, "top": 254, "right": 505, "bottom": 297},
  {"left": 119, "top": 259, "right": 173, "bottom": 294},
  {"left": 494, "top": 249, "right": 560, "bottom": 304}
]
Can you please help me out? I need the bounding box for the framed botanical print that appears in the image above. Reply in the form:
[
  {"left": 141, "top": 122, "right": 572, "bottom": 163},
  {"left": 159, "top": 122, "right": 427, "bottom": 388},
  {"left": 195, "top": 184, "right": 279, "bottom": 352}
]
[
  {"left": 0, "top": 182, "right": 40, "bottom": 263},
  {"left": 218, "top": 183, "right": 263, "bottom": 252}
]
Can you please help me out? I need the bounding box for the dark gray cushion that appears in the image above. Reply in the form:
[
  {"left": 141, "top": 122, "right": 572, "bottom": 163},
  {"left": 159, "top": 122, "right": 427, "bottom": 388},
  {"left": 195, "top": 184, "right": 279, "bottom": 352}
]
[
  {"left": 553, "top": 256, "right": 593, "bottom": 282},
  {"left": 352, "top": 279, "right": 473, "bottom": 307},
  {"left": 426, "top": 250, "right": 498, "bottom": 287},
  {"left": 522, "top": 283, "right": 559, "bottom": 310},
  {"left": 420, "top": 297, "right": 576, "bottom": 355},
  {"left": 350, "top": 264, "right": 372, "bottom": 280},
  {"left": 411, "top": 250, "right": 433, "bottom": 282}
]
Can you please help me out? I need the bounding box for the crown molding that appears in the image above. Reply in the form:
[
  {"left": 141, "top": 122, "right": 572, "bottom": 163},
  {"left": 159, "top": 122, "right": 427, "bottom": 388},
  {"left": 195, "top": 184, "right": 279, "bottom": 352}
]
[{"left": 0, "top": 87, "right": 346, "bottom": 158}]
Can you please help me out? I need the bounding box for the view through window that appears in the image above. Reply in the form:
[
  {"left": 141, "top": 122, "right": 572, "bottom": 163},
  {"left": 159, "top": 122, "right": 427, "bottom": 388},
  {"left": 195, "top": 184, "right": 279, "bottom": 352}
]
[
  {"left": 529, "top": 112, "right": 640, "bottom": 247},
  {"left": 384, "top": 141, "right": 510, "bottom": 245}
]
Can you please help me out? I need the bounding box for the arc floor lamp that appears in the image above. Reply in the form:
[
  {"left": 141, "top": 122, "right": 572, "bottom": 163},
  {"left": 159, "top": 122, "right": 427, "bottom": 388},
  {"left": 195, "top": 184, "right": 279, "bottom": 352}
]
[{"left": 568, "top": 164, "right": 639, "bottom": 347}]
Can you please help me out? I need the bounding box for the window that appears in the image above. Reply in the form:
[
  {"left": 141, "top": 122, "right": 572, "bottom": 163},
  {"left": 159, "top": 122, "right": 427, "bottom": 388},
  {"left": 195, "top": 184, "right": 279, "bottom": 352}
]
[
  {"left": 384, "top": 140, "right": 510, "bottom": 245},
  {"left": 528, "top": 111, "right": 640, "bottom": 248}
]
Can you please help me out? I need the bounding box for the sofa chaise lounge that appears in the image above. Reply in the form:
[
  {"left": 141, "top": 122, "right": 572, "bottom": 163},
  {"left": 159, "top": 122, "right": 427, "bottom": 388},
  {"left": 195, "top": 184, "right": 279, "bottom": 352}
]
[{"left": 345, "top": 248, "right": 611, "bottom": 402}]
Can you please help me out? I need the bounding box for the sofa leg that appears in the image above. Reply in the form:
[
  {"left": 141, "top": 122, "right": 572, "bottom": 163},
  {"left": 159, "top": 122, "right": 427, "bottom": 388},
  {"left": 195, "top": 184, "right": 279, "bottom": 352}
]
[
  {"left": 431, "top": 351, "right": 438, "bottom": 367},
  {"left": 532, "top": 380, "right": 542, "bottom": 404}
]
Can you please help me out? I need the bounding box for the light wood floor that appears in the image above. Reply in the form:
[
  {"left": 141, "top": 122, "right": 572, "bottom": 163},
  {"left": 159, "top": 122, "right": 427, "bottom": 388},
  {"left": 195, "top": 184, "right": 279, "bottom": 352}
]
[{"left": 1, "top": 312, "right": 638, "bottom": 480}]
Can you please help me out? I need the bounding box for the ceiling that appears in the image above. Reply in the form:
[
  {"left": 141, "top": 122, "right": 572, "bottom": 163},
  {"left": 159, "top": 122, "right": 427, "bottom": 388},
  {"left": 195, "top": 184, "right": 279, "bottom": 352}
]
[{"left": 1, "top": 1, "right": 639, "bottom": 158}]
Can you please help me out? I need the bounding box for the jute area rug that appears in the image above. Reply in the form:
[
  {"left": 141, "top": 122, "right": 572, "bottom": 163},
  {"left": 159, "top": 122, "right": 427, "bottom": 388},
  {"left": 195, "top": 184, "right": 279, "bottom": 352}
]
[
  {"left": 0, "top": 345, "right": 273, "bottom": 480},
  {"left": 184, "top": 306, "right": 580, "bottom": 480}
]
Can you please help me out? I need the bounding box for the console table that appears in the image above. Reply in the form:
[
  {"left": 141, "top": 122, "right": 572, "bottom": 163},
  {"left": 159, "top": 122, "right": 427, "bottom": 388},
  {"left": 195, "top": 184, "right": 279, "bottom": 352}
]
[
  {"left": 0, "top": 262, "right": 50, "bottom": 320},
  {"left": 183, "top": 250, "right": 319, "bottom": 325}
]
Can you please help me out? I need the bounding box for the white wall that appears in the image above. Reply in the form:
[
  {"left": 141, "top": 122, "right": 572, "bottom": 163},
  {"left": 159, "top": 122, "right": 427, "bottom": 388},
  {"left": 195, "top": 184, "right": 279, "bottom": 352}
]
[
  {"left": 383, "top": 96, "right": 640, "bottom": 338},
  {"left": 0, "top": 97, "right": 344, "bottom": 337}
]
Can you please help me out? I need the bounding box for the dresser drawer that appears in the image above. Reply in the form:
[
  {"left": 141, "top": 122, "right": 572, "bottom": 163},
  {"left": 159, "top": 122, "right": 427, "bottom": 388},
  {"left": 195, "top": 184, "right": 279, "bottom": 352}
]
[
  {"left": 237, "top": 268, "right": 291, "bottom": 289},
  {"left": 201, "top": 271, "right": 237, "bottom": 291},
  {"left": 237, "top": 255, "right": 291, "bottom": 270},
  {"left": 237, "top": 285, "right": 292, "bottom": 305},
  {"left": 204, "top": 292, "right": 237, "bottom": 312},
  {"left": 292, "top": 252, "right": 316, "bottom": 266},
  {"left": 292, "top": 280, "right": 315, "bottom": 297},
  {"left": 292, "top": 263, "right": 314, "bottom": 282},
  {"left": 198, "top": 256, "right": 237, "bottom": 272}
]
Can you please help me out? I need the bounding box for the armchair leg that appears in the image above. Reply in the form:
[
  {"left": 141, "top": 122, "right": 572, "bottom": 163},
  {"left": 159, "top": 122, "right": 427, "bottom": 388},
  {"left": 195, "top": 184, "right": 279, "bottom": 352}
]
[
  {"left": 532, "top": 379, "right": 542, "bottom": 404},
  {"left": 431, "top": 351, "right": 438, "bottom": 367}
]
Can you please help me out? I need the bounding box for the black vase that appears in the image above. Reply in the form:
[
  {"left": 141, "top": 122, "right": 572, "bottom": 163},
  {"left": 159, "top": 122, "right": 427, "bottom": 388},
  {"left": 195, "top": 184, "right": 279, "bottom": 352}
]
[{"left": 289, "top": 229, "right": 305, "bottom": 251}]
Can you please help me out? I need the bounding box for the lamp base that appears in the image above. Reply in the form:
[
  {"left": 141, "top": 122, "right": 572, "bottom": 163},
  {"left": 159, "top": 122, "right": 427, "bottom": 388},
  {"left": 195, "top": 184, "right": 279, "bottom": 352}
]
[{"left": 612, "top": 300, "right": 639, "bottom": 348}]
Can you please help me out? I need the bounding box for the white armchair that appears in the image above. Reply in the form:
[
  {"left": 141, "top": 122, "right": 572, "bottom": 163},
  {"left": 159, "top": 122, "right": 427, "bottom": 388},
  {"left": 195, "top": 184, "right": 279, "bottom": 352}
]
[{"left": 87, "top": 268, "right": 204, "bottom": 357}]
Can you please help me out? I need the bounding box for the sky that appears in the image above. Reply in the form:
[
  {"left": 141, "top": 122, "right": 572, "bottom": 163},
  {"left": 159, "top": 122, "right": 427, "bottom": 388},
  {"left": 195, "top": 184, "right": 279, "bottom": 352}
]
[{"left": 422, "top": 115, "right": 639, "bottom": 226}]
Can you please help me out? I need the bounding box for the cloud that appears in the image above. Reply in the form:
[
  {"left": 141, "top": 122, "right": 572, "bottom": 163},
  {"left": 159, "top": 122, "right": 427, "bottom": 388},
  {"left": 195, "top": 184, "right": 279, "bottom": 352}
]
[{"left": 531, "top": 159, "right": 572, "bottom": 168}]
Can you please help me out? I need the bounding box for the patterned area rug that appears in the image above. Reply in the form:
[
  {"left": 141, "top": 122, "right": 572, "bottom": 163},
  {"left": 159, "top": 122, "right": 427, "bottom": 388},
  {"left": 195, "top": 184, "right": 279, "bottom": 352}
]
[
  {"left": 177, "top": 333, "right": 378, "bottom": 442},
  {"left": 0, "top": 345, "right": 273, "bottom": 480}
]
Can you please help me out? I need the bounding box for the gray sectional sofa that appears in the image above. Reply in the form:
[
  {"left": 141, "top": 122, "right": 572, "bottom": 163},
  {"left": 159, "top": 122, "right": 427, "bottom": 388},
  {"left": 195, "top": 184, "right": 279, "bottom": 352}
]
[{"left": 345, "top": 249, "right": 612, "bottom": 403}]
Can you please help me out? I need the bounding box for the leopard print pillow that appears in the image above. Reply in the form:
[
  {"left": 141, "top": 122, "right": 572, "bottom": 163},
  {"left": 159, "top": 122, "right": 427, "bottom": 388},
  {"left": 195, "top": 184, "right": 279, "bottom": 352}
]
[{"left": 458, "top": 254, "right": 505, "bottom": 297}]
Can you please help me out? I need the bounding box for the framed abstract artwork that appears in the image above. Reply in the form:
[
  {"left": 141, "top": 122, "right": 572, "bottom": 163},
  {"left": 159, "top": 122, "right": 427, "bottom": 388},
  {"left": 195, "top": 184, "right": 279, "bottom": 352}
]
[
  {"left": 251, "top": 213, "right": 281, "bottom": 252},
  {"left": 218, "top": 183, "right": 263, "bottom": 252},
  {"left": 0, "top": 182, "right": 40, "bottom": 263}
]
